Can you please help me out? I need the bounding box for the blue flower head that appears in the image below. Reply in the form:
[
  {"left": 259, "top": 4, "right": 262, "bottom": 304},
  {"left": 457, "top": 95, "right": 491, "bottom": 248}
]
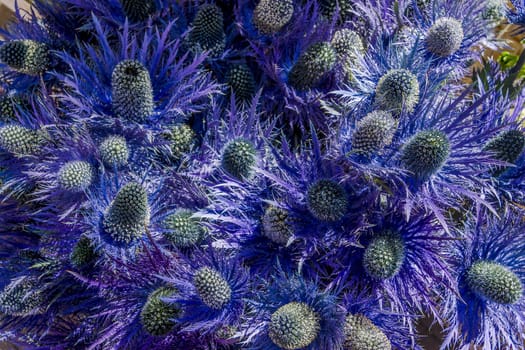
[
  {"left": 442, "top": 212, "right": 525, "bottom": 350},
  {"left": 247, "top": 271, "right": 345, "bottom": 350},
  {"left": 162, "top": 250, "right": 249, "bottom": 334}
]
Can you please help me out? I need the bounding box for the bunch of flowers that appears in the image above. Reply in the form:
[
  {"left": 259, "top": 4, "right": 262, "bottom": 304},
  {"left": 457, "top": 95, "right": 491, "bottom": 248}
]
[{"left": 0, "top": 0, "right": 524, "bottom": 349}]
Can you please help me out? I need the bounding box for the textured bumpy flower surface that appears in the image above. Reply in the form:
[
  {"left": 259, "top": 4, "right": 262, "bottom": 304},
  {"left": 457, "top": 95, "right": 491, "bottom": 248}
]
[
  {"left": 375, "top": 69, "right": 420, "bottom": 114},
  {"left": 252, "top": 0, "right": 294, "bottom": 35},
  {"left": 268, "top": 302, "right": 320, "bottom": 350},
  {"left": 102, "top": 182, "right": 150, "bottom": 245},
  {"left": 1, "top": 0, "right": 525, "bottom": 348},
  {"left": 111, "top": 60, "right": 154, "bottom": 122}
]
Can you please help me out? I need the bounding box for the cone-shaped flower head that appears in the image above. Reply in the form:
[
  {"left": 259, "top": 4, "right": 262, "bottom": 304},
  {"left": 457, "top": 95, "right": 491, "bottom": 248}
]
[
  {"left": 70, "top": 236, "right": 99, "bottom": 268},
  {"left": 466, "top": 261, "right": 523, "bottom": 305},
  {"left": 363, "top": 234, "right": 405, "bottom": 280},
  {"left": 425, "top": 17, "right": 464, "bottom": 57},
  {"left": 221, "top": 138, "right": 257, "bottom": 180},
  {"left": 140, "top": 287, "right": 181, "bottom": 336},
  {"left": 401, "top": 130, "right": 450, "bottom": 179},
  {"left": 111, "top": 59, "right": 154, "bottom": 122},
  {"left": 193, "top": 267, "right": 232, "bottom": 310},
  {"left": 226, "top": 64, "right": 256, "bottom": 102},
  {"left": 0, "top": 124, "right": 42, "bottom": 155},
  {"left": 0, "top": 40, "right": 49, "bottom": 75},
  {"left": 0, "top": 277, "right": 43, "bottom": 316},
  {"left": 57, "top": 160, "right": 94, "bottom": 192},
  {"left": 268, "top": 301, "right": 321, "bottom": 350},
  {"left": 331, "top": 29, "right": 364, "bottom": 80},
  {"left": 484, "top": 130, "right": 525, "bottom": 175},
  {"left": 164, "top": 124, "right": 196, "bottom": 161},
  {"left": 102, "top": 182, "right": 150, "bottom": 246},
  {"left": 163, "top": 209, "right": 206, "bottom": 248},
  {"left": 252, "top": 0, "right": 294, "bottom": 35},
  {"left": 262, "top": 205, "right": 294, "bottom": 245},
  {"left": 99, "top": 136, "right": 129, "bottom": 168},
  {"left": 352, "top": 111, "right": 397, "bottom": 157},
  {"left": 189, "top": 4, "right": 226, "bottom": 57},
  {"left": 344, "top": 313, "right": 392, "bottom": 350},
  {"left": 375, "top": 69, "right": 419, "bottom": 114},
  {"left": 307, "top": 179, "right": 348, "bottom": 222},
  {"left": 289, "top": 42, "right": 337, "bottom": 90},
  {"left": 120, "top": 0, "right": 156, "bottom": 22},
  {"left": 319, "top": 0, "right": 353, "bottom": 21}
]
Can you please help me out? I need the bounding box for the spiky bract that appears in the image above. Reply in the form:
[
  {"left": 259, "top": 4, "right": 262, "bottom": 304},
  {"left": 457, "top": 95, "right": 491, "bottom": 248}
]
[
  {"left": 140, "top": 287, "right": 181, "bottom": 336},
  {"left": 221, "top": 138, "right": 257, "bottom": 180},
  {"left": 306, "top": 179, "right": 348, "bottom": 222},
  {"left": 189, "top": 4, "right": 226, "bottom": 57},
  {"left": 268, "top": 302, "right": 320, "bottom": 350},
  {"left": 344, "top": 313, "right": 392, "bottom": 350},
  {"left": 193, "top": 267, "right": 232, "bottom": 310},
  {"left": 102, "top": 182, "right": 150, "bottom": 246},
  {"left": 375, "top": 69, "right": 419, "bottom": 114},
  {"left": 351, "top": 111, "right": 397, "bottom": 157},
  {"left": 288, "top": 42, "right": 337, "bottom": 90},
  {"left": 252, "top": 0, "right": 294, "bottom": 35},
  {"left": 466, "top": 261, "right": 522, "bottom": 305},
  {"left": 57, "top": 160, "right": 94, "bottom": 192},
  {"left": 401, "top": 130, "right": 450, "bottom": 179},
  {"left": 362, "top": 234, "right": 405, "bottom": 280},
  {"left": 99, "top": 136, "right": 129, "bottom": 168},
  {"left": 0, "top": 124, "right": 42, "bottom": 155},
  {"left": 163, "top": 210, "right": 205, "bottom": 248},
  {"left": 111, "top": 59, "right": 154, "bottom": 122},
  {"left": 0, "top": 40, "right": 49, "bottom": 75},
  {"left": 425, "top": 17, "right": 464, "bottom": 57}
]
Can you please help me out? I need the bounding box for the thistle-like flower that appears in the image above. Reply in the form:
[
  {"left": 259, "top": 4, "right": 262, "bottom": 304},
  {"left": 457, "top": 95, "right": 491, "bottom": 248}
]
[
  {"left": 220, "top": 138, "right": 258, "bottom": 181},
  {"left": 443, "top": 213, "right": 525, "bottom": 349},
  {"left": 425, "top": 17, "right": 464, "bottom": 57},
  {"left": 140, "top": 286, "right": 181, "bottom": 336},
  {"left": 102, "top": 182, "right": 150, "bottom": 246},
  {"left": 306, "top": 179, "right": 348, "bottom": 222},
  {"left": 111, "top": 59, "right": 154, "bottom": 122},
  {"left": 120, "top": 0, "right": 156, "bottom": 22},
  {"left": 0, "top": 276, "right": 43, "bottom": 316},
  {"left": 226, "top": 64, "right": 256, "bottom": 102},
  {"left": 162, "top": 209, "right": 206, "bottom": 248},
  {"left": 57, "top": 160, "right": 94, "bottom": 192},
  {"left": 318, "top": 0, "right": 353, "bottom": 21},
  {"left": 0, "top": 40, "right": 49, "bottom": 76},
  {"left": 375, "top": 69, "right": 420, "bottom": 114},
  {"left": 248, "top": 272, "right": 345, "bottom": 350},
  {"left": 350, "top": 110, "right": 397, "bottom": 157},
  {"left": 401, "top": 130, "right": 451, "bottom": 179},
  {"left": 252, "top": 0, "right": 294, "bottom": 35},
  {"left": 0, "top": 124, "right": 42, "bottom": 155},
  {"left": 99, "top": 135, "right": 130, "bottom": 168},
  {"left": 70, "top": 236, "right": 99, "bottom": 269},
  {"left": 344, "top": 313, "right": 392, "bottom": 349},
  {"left": 163, "top": 124, "right": 196, "bottom": 162},
  {"left": 164, "top": 251, "right": 249, "bottom": 333},
  {"left": 189, "top": 4, "right": 226, "bottom": 57},
  {"left": 331, "top": 28, "right": 365, "bottom": 81},
  {"left": 261, "top": 205, "right": 294, "bottom": 245},
  {"left": 288, "top": 42, "right": 337, "bottom": 90},
  {"left": 484, "top": 129, "right": 525, "bottom": 175}
]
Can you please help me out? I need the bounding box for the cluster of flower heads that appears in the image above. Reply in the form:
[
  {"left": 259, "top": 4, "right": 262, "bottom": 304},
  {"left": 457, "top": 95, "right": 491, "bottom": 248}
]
[{"left": 0, "top": 0, "right": 525, "bottom": 349}]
